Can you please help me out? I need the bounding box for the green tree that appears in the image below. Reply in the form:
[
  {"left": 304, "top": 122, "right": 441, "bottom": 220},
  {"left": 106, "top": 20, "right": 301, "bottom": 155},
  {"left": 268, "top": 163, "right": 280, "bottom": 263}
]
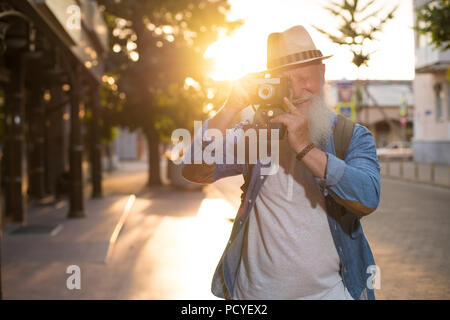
[
  {"left": 313, "top": 0, "right": 397, "bottom": 123},
  {"left": 98, "top": 0, "right": 242, "bottom": 185},
  {"left": 416, "top": 0, "right": 450, "bottom": 51}
]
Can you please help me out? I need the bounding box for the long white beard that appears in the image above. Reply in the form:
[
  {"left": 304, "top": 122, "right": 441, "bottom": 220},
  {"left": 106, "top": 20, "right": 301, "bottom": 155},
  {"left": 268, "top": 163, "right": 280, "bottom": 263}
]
[{"left": 303, "top": 89, "right": 335, "bottom": 149}]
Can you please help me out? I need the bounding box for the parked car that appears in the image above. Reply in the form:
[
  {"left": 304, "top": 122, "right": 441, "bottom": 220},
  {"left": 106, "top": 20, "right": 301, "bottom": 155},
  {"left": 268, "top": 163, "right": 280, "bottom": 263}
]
[{"left": 376, "top": 141, "right": 413, "bottom": 161}]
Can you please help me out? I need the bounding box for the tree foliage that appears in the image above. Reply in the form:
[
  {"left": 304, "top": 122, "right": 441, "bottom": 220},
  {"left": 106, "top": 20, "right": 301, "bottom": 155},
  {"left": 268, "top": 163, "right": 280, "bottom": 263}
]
[
  {"left": 98, "top": 0, "right": 241, "bottom": 133},
  {"left": 416, "top": 0, "right": 450, "bottom": 51},
  {"left": 313, "top": 0, "right": 397, "bottom": 68},
  {"left": 96, "top": 0, "right": 242, "bottom": 184}
]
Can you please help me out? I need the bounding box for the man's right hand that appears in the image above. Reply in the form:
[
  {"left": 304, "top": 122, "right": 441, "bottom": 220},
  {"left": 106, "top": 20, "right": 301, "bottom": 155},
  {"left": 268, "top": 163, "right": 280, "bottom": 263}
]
[
  {"left": 224, "top": 73, "right": 262, "bottom": 113},
  {"left": 183, "top": 73, "right": 262, "bottom": 182},
  {"left": 208, "top": 73, "right": 263, "bottom": 135}
]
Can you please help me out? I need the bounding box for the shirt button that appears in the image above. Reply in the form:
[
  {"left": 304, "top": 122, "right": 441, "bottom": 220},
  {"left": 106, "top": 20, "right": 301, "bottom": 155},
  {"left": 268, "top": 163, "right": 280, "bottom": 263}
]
[
  {"left": 228, "top": 240, "right": 232, "bottom": 245},
  {"left": 260, "top": 176, "right": 264, "bottom": 180},
  {"left": 248, "top": 199, "right": 252, "bottom": 203},
  {"left": 239, "top": 220, "right": 243, "bottom": 225},
  {"left": 344, "top": 267, "right": 347, "bottom": 273},
  {"left": 324, "top": 189, "right": 329, "bottom": 196},
  {"left": 334, "top": 225, "right": 337, "bottom": 230},
  {"left": 339, "top": 246, "right": 343, "bottom": 252}
]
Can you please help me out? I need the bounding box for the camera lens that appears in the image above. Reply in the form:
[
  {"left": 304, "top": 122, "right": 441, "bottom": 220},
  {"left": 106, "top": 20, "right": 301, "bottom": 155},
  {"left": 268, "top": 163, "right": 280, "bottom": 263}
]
[{"left": 258, "top": 84, "right": 274, "bottom": 100}]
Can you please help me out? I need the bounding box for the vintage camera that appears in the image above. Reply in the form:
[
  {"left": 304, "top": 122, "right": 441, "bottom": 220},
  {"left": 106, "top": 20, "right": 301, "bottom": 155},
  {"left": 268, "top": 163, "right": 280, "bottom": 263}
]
[
  {"left": 247, "top": 76, "right": 292, "bottom": 139},
  {"left": 250, "top": 76, "right": 291, "bottom": 105}
]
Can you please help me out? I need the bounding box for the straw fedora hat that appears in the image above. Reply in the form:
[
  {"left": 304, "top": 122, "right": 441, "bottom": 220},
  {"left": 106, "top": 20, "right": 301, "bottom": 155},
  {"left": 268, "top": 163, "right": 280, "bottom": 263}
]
[{"left": 266, "top": 25, "right": 332, "bottom": 72}]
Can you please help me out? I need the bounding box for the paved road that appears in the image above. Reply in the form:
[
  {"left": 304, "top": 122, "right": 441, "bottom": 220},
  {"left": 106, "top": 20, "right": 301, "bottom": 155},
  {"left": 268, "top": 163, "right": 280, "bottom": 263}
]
[
  {"left": 3, "top": 161, "right": 448, "bottom": 299},
  {"left": 363, "top": 178, "right": 450, "bottom": 299},
  {"left": 213, "top": 175, "right": 450, "bottom": 300}
]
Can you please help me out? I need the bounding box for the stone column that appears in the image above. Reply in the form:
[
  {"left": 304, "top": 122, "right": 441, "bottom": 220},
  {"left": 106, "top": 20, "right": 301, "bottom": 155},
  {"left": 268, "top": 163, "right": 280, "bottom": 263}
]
[
  {"left": 67, "top": 64, "right": 85, "bottom": 218},
  {"left": 90, "top": 83, "right": 102, "bottom": 198},
  {"left": 4, "top": 54, "right": 27, "bottom": 223},
  {"left": 27, "top": 83, "right": 46, "bottom": 200}
]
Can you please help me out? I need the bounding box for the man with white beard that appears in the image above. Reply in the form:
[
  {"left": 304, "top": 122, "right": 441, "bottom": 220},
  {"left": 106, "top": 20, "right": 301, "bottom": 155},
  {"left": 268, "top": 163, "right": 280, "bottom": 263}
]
[{"left": 182, "top": 25, "right": 381, "bottom": 300}]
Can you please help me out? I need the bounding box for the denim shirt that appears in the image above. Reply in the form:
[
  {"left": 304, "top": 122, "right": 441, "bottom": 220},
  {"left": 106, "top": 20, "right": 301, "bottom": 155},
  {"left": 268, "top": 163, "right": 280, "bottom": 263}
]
[{"left": 183, "top": 112, "right": 381, "bottom": 300}]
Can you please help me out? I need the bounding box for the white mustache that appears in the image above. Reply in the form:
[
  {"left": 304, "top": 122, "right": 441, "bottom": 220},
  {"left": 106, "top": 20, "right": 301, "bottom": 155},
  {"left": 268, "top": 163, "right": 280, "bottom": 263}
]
[{"left": 291, "top": 93, "right": 314, "bottom": 105}]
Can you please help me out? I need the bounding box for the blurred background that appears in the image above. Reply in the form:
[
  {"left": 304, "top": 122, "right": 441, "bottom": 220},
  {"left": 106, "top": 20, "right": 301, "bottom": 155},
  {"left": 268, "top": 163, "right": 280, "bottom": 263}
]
[{"left": 0, "top": 0, "right": 448, "bottom": 300}]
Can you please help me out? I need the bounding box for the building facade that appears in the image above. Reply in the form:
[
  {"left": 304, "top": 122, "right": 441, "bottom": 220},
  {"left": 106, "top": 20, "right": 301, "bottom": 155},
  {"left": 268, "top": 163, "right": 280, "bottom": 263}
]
[
  {"left": 326, "top": 80, "right": 414, "bottom": 148},
  {"left": 412, "top": 0, "right": 450, "bottom": 165},
  {"left": 0, "top": 0, "right": 108, "bottom": 224}
]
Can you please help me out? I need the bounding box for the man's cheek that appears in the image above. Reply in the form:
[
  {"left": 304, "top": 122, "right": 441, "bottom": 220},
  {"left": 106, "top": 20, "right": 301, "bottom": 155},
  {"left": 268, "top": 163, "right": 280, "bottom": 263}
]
[{"left": 297, "top": 104, "right": 310, "bottom": 116}]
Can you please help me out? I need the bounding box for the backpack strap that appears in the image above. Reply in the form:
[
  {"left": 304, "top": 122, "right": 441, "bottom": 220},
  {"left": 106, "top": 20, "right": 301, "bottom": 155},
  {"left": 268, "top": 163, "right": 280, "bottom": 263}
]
[{"left": 334, "top": 114, "right": 355, "bottom": 160}]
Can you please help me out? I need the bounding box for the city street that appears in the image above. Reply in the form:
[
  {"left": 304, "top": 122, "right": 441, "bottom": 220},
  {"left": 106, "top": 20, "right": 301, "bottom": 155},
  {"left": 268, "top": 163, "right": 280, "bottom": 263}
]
[
  {"left": 2, "top": 162, "right": 236, "bottom": 299},
  {"left": 1, "top": 0, "right": 449, "bottom": 303},
  {"left": 2, "top": 162, "right": 449, "bottom": 299},
  {"left": 363, "top": 178, "right": 450, "bottom": 299},
  {"left": 213, "top": 175, "right": 450, "bottom": 299}
]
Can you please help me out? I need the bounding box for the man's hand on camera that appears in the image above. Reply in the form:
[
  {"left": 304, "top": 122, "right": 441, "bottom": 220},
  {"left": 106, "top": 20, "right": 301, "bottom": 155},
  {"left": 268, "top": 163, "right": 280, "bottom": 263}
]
[
  {"left": 270, "top": 97, "right": 313, "bottom": 154},
  {"left": 224, "top": 73, "right": 260, "bottom": 113}
]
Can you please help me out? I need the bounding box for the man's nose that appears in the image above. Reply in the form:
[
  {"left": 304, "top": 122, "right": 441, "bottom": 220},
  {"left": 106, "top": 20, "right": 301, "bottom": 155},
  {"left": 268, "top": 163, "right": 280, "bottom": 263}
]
[
  {"left": 293, "top": 87, "right": 309, "bottom": 99},
  {"left": 288, "top": 78, "right": 307, "bottom": 98}
]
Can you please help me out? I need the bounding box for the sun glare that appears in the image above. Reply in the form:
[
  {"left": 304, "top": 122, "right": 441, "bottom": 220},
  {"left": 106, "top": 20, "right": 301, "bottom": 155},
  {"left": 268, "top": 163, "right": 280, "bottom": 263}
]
[
  {"left": 204, "top": 31, "right": 267, "bottom": 81},
  {"left": 204, "top": 0, "right": 414, "bottom": 82}
]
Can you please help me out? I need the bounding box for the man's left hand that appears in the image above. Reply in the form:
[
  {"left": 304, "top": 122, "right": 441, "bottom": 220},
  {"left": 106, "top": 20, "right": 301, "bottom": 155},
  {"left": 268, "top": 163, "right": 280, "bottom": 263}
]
[{"left": 271, "top": 97, "right": 313, "bottom": 154}]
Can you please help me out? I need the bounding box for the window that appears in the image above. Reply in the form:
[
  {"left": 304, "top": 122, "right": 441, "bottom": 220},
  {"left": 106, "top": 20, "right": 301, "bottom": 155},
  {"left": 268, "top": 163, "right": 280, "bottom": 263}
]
[{"left": 434, "top": 83, "right": 444, "bottom": 121}]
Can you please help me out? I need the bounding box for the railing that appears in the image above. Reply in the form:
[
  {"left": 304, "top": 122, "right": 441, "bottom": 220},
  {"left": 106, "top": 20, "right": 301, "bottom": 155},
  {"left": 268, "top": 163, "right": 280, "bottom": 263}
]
[
  {"left": 380, "top": 160, "right": 450, "bottom": 188},
  {"left": 415, "top": 45, "right": 450, "bottom": 72}
]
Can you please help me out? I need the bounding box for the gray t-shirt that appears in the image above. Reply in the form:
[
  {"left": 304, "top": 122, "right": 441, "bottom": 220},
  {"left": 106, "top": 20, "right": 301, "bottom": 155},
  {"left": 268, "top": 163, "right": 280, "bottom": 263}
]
[{"left": 233, "top": 139, "right": 353, "bottom": 300}]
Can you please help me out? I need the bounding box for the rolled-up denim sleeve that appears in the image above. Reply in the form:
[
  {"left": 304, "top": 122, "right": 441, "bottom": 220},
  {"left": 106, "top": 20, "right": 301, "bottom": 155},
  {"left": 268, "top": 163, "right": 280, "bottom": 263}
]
[
  {"left": 316, "top": 124, "right": 381, "bottom": 216},
  {"left": 182, "top": 119, "right": 246, "bottom": 184}
]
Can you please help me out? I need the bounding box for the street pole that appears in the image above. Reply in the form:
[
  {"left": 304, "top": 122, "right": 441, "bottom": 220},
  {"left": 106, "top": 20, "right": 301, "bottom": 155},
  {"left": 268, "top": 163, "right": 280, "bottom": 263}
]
[
  {"left": 400, "top": 98, "right": 407, "bottom": 141},
  {"left": 67, "top": 63, "right": 85, "bottom": 218},
  {"left": 90, "top": 83, "right": 102, "bottom": 198},
  {"left": 1, "top": 153, "right": 3, "bottom": 300},
  {"left": 5, "top": 53, "right": 27, "bottom": 224},
  {"left": 47, "top": 84, "right": 68, "bottom": 197},
  {"left": 27, "top": 82, "right": 46, "bottom": 200}
]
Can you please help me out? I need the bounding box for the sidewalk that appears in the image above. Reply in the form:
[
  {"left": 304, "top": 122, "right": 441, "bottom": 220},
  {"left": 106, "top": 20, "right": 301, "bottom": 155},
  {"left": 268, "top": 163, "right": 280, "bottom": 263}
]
[
  {"left": 2, "top": 194, "right": 134, "bottom": 299},
  {"left": 3, "top": 160, "right": 449, "bottom": 299},
  {"left": 1, "top": 160, "right": 147, "bottom": 299},
  {"left": 379, "top": 160, "right": 450, "bottom": 188},
  {"left": 1, "top": 160, "right": 235, "bottom": 299}
]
